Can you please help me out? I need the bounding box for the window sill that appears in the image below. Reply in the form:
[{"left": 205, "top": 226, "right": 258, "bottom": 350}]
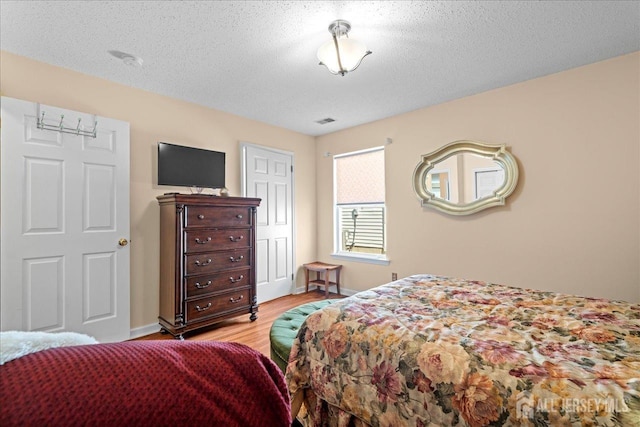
[{"left": 331, "top": 252, "right": 390, "bottom": 266}]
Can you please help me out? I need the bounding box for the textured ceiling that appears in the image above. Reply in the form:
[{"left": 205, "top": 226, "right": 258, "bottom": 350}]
[{"left": 1, "top": 1, "right": 638, "bottom": 136}]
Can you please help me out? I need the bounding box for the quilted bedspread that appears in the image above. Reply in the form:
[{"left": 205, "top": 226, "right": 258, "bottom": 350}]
[
  {"left": 286, "top": 274, "right": 640, "bottom": 427},
  {"left": 1, "top": 340, "right": 291, "bottom": 426}
]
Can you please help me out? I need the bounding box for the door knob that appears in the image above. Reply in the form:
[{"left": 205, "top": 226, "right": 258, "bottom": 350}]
[{"left": 118, "top": 238, "right": 129, "bottom": 247}]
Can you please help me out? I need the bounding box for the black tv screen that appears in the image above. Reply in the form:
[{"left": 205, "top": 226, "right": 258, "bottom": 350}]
[{"left": 158, "top": 142, "right": 225, "bottom": 189}]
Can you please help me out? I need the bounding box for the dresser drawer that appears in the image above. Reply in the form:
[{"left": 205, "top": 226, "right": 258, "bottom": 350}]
[
  {"left": 186, "top": 289, "right": 250, "bottom": 323},
  {"left": 185, "top": 248, "right": 251, "bottom": 275},
  {"left": 185, "top": 206, "right": 251, "bottom": 228},
  {"left": 184, "top": 229, "right": 250, "bottom": 253},
  {"left": 185, "top": 269, "right": 250, "bottom": 299}
]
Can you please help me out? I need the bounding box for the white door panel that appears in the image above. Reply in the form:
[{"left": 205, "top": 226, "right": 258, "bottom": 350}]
[
  {"left": 23, "top": 157, "right": 65, "bottom": 233},
  {"left": 256, "top": 239, "right": 269, "bottom": 286},
  {"left": 83, "top": 163, "right": 116, "bottom": 231},
  {"left": 23, "top": 256, "right": 64, "bottom": 331},
  {"left": 242, "top": 144, "right": 294, "bottom": 303},
  {"left": 275, "top": 238, "right": 288, "bottom": 279},
  {"left": 1, "top": 96, "right": 130, "bottom": 342},
  {"left": 254, "top": 181, "right": 269, "bottom": 225}
]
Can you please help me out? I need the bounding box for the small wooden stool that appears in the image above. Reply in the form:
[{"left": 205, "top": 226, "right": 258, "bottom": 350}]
[{"left": 303, "top": 262, "right": 342, "bottom": 298}]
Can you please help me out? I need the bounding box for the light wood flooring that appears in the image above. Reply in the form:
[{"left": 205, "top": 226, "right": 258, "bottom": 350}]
[{"left": 135, "top": 290, "right": 344, "bottom": 357}]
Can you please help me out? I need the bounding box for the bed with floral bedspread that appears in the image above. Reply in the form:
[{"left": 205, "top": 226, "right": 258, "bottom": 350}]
[{"left": 286, "top": 274, "right": 640, "bottom": 427}]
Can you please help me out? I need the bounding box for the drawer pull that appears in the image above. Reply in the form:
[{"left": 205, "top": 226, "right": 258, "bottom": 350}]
[
  {"left": 229, "top": 275, "right": 244, "bottom": 283},
  {"left": 195, "top": 281, "right": 212, "bottom": 289},
  {"left": 197, "top": 214, "right": 205, "bottom": 220},
  {"left": 195, "top": 258, "right": 212, "bottom": 266},
  {"left": 236, "top": 214, "right": 243, "bottom": 219},
  {"left": 195, "top": 237, "right": 212, "bottom": 244},
  {"left": 229, "top": 235, "right": 244, "bottom": 242},
  {"left": 229, "top": 255, "right": 244, "bottom": 263},
  {"left": 195, "top": 303, "right": 212, "bottom": 312},
  {"left": 229, "top": 295, "right": 244, "bottom": 304}
]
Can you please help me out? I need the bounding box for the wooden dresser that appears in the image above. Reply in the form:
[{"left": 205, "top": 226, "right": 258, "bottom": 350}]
[{"left": 157, "top": 194, "right": 261, "bottom": 339}]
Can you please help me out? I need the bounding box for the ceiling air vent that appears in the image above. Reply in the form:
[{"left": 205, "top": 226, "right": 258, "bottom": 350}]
[{"left": 315, "top": 117, "right": 336, "bottom": 125}]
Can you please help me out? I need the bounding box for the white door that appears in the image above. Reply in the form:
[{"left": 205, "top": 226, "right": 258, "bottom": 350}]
[
  {"left": 242, "top": 143, "right": 294, "bottom": 303},
  {"left": 1, "top": 97, "right": 130, "bottom": 342}
]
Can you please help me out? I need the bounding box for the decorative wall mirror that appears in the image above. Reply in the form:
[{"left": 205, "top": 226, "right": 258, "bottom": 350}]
[{"left": 413, "top": 140, "right": 519, "bottom": 215}]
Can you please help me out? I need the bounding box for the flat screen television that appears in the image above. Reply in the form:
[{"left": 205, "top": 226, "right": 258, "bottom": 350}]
[{"left": 157, "top": 142, "right": 225, "bottom": 189}]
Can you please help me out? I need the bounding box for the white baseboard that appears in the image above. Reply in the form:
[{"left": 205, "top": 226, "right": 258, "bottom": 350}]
[
  {"left": 129, "top": 323, "right": 160, "bottom": 340},
  {"left": 294, "top": 285, "right": 358, "bottom": 297}
]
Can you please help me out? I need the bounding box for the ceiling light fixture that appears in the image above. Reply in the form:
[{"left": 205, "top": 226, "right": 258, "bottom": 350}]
[{"left": 317, "top": 20, "right": 372, "bottom": 76}]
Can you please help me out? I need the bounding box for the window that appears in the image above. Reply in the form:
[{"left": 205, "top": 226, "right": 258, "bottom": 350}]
[{"left": 332, "top": 147, "right": 388, "bottom": 264}]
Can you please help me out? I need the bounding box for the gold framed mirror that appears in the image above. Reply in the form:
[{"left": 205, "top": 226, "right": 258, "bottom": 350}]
[{"left": 413, "top": 140, "right": 519, "bottom": 215}]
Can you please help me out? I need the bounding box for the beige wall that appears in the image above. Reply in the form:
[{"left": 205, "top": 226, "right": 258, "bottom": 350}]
[
  {"left": 1, "top": 50, "right": 638, "bottom": 336},
  {"left": 316, "top": 52, "right": 640, "bottom": 303},
  {"left": 0, "top": 51, "right": 317, "bottom": 330}
]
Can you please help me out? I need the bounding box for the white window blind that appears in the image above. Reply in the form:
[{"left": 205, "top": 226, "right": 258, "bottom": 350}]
[
  {"left": 335, "top": 148, "right": 385, "bottom": 205},
  {"left": 339, "top": 206, "right": 385, "bottom": 252}
]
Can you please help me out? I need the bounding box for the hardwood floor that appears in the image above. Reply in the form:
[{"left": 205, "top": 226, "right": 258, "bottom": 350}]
[{"left": 135, "top": 290, "right": 344, "bottom": 357}]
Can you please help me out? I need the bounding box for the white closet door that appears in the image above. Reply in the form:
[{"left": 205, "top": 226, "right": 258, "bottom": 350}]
[
  {"left": 1, "top": 97, "right": 130, "bottom": 342},
  {"left": 242, "top": 143, "right": 294, "bottom": 303}
]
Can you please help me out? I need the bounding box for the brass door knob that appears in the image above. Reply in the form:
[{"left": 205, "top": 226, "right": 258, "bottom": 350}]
[{"left": 118, "top": 238, "right": 129, "bottom": 247}]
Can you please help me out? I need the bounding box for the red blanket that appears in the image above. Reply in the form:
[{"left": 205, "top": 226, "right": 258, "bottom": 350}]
[{"left": 1, "top": 340, "right": 291, "bottom": 426}]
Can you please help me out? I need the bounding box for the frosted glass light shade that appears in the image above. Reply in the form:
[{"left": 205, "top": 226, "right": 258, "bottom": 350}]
[
  {"left": 317, "top": 20, "right": 372, "bottom": 76},
  {"left": 317, "top": 36, "right": 370, "bottom": 75}
]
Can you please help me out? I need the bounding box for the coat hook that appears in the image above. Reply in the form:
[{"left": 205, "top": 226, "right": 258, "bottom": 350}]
[{"left": 34, "top": 110, "right": 98, "bottom": 139}]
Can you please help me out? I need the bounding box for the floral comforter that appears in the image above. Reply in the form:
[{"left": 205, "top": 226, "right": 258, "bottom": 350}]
[{"left": 286, "top": 274, "right": 640, "bottom": 427}]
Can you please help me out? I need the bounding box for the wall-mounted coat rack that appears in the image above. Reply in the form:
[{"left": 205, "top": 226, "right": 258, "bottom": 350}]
[{"left": 37, "top": 110, "right": 98, "bottom": 138}]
